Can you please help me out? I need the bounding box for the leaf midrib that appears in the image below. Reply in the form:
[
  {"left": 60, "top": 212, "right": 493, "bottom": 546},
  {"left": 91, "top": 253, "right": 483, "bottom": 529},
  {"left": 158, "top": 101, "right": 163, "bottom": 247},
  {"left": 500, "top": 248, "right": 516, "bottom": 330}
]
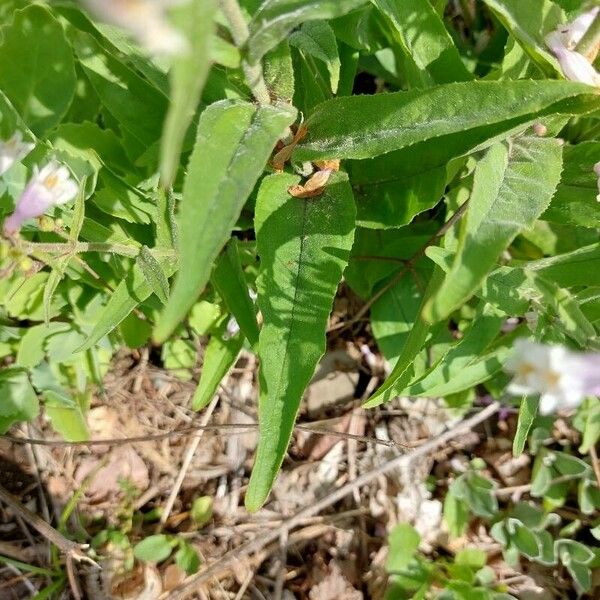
[{"left": 260, "top": 198, "right": 310, "bottom": 449}]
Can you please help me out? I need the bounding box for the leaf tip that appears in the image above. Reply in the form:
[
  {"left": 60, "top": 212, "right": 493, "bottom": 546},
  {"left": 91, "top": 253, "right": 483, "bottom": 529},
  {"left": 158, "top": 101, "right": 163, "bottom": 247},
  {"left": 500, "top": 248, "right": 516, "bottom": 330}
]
[
  {"left": 422, "top": 295, "right": 451, "bottom": 325},
  {"left": 153, "top": 306, "right": 178, "bottom": 344},
  {"left": 244, "top": 484, "right": 267, "bottom": 513}
]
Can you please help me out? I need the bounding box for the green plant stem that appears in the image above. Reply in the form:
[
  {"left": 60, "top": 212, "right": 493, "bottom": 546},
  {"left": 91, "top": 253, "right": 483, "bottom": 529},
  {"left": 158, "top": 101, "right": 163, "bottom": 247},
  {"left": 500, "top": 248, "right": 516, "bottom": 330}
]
[
  {"left": 218, "top": 0, "right": 271, "bottom": 104},
  {"left": 575, "top": 11, "right": 600, "bottom": 61},
  {"left": 329, "top": 198, "right": 470, "bottom": 333},
  {"left": 20, "top": 241, "right": 176, "bottom": 260}
]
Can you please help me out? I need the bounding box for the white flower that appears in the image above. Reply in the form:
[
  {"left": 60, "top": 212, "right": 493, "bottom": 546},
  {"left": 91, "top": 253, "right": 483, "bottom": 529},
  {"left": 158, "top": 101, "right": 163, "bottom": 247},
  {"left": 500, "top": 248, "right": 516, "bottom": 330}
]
[
  {"left": 360, "top": 344, "right": 378, "bottom": 370},
  {"left": 3, "top": 162, "right": 78, "bottom": 234},
  {"left": 82, "top": 0, "right": 189, "bottom": 57},
  {"left": 561, "top": 7, "right": 599, "bottom": 49},
  {"left": 223, "top": 315, "right": 240, "bottom": 340},
  {"left": 0, "top": 131, "right": 35, "bottom": 176},
  {"left": 505, "top": 339, "right": 600, "bottom": 415},
  {"left": 546, "top": 32, "right": 600, "bottom": 86},
  {"left": 222, "top": 289, "right": 257, "bottom": 341},
  {"left": 545, "top": 8, "right": 600, "bottom": 87},
  {"left": 594, "top": 161, "right": 600, "bottom": 202}
]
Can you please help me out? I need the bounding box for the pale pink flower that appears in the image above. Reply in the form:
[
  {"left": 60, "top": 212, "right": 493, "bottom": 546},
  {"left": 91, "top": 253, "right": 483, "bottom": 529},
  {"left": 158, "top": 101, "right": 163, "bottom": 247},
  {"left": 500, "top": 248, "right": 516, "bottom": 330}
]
[
  {"left": 223, "top": 315, "right": 240, "bottom": 340},
  {"left": 0, "top": 131, "right": 34, "bottom": 176},
  {"left": 505, "top": 339, "right": 600, "bottom": 415},
  {"left": 594, "top": 161, "right": 600, "bottom": 202},
  {"left": 3, "top": 162, "right": 78, "bottom": 234},
  {"left": 545, "top": 32, "right": 600, "bottom": 86},
  {"left": 560, "top": 7, "right": 599, "bottom": 49},
  {"left": 82, "top": 0, "right": 188, "bottom": 56}
]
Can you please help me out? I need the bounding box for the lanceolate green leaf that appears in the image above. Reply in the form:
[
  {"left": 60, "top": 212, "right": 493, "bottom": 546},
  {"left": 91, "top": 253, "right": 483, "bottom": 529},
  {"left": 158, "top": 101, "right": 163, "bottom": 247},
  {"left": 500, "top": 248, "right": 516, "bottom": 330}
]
[
  {"left": 192, "top": 325, "right": 244, "bottom": 411},
  {"left": 349, "top": 150, "right": 446, "bottom": 228},
  {"left": 247, "top": 0, "right": 367, "bottom": 64},
  {"left": 526, "top": 243, "right": 600, "bottom": 288},
  {"left": 288, "top": 21, "right": 341, "bottom": 93},
  {"left": 543, "top": 142, "right": 600, "bottom": 228},
  {"left": 138, "top": 246, "right": 171, "bottom": 305},
  {"left": 246, "top": 172, "right": 356, "bottom": 511},
  {"left": 72, "top": 30, "right": 169, "bottom": 155},
  {"left": 371, "top": 270, "right": 426, "bottom": 362},
  {"left": 79, "top": 254, "right": 178, "bottom": 352},
  {"left": 428, "top": 246, "right": 598, "bottom": 348},
  {"left": 263, "top": 41, "right": 295, "bottom": 103},
  {"left": 0, "top": 90, "right": 29, "bottom": 138},
  {"left": 212, "top": 239, "right": 260, "bottom": 348},
  {"left": 400, "top": 304, "right": 506, "bottom": 398},
  {"left": 0, "top": 369, "right": 39, "bottom": 434},
  {"left": 364, "top": 266, "right": 443, "bottom": 408},
  {"left": 372, "top": 0, "right": 472, "bottom": 84},
  {"left": 424, "top": 136, "right": 564, "bottom": 323},
  {"left": 294, "top": 81, "right": 598, "bottom": 161},
  {"left": 154, "top": 100, "right": 296, "bottom": 343},
  {"left": 482, "top": 0, "right": 563, "bottom": 76},
  {"left": 513, "top": 396, "right": 538, "bottom": 457},
  {"left": 577, "top": 398, "right": 600, "bottom": 454},
  {"left": 0, "top": 5, "right": 76, "bottom": 135},
  {"left": 44, "top": 389, "right": 89, "bottom": 442},
  {"left": 160, "top": 0, "right": 217, "bottom": 187},
  {"left": 526, "top": 272, "right": 596, "bottom": 347}
]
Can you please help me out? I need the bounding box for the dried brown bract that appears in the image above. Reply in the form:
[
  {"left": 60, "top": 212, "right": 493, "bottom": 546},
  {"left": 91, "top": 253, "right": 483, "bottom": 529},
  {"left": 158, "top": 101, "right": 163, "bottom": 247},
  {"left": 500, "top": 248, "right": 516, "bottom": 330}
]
[
  {"left": 313, "top": 159, "right": 340, "bottom": 171},
  {"left": 271, "top": 124, "right": 308, "bottom": 171},
  {"left": 288, "top": 168, "right": 334, "bottom": 199}
]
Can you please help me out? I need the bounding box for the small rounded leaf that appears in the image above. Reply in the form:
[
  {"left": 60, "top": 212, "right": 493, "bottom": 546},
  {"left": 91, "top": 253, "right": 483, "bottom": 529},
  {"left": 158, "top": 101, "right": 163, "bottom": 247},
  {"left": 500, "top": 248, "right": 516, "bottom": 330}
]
[{"left": 133, "top": 535, "right": 173, "bottom": 563}]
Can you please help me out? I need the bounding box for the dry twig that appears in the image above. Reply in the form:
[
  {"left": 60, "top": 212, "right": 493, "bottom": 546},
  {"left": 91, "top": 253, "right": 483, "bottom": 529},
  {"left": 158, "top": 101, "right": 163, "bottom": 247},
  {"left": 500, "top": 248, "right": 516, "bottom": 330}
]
[
  {"left": 162, "top": 402, "right": 500, "bottom": 600},
  {"left": 3, "top": 422, "right": 397, "bottom": 449},
  {"left": 159, "top": 396, "right": 220, "bottom": 528},
  {"left": 0, "top": 483, "right": 94, "bottom": 600}
]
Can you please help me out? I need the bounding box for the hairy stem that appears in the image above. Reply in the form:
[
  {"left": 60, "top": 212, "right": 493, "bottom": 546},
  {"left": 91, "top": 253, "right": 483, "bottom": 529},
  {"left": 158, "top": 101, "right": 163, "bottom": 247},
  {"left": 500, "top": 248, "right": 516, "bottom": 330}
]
[
  {"left": 219, "top": 0, "right": 271, "bottom": 104},
  {"left": 20, "top": 241, "right": 176, "bottom": 260}
]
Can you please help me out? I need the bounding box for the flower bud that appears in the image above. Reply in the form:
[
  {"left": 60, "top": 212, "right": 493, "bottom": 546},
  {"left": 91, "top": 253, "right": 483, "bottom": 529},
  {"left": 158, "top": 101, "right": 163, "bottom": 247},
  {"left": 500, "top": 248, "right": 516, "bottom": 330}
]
[
  {"left": 37, "top": 216, "right": 55, "bottom": 232},
  {"left": 555, "top": 48, "right": 600, "bottom": 86},
  {"left": 470, "top": 457, "right": 486, "bottom": 471},
  {"left": 17, "top": 256, "right": 33, "bottom": 273}
]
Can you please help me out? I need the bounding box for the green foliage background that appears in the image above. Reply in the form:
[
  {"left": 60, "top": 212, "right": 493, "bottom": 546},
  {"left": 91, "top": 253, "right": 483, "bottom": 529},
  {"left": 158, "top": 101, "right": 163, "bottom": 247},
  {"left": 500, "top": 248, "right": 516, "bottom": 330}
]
[{"left": 1, "top": 0, "right": 600, "bottom": 595}]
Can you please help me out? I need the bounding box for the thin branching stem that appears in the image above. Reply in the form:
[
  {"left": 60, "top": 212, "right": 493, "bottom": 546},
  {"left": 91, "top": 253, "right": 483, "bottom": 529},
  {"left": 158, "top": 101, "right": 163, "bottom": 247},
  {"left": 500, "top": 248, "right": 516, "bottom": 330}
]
[
  {"left": 0, "top": 484, "right": 84, "bottom": 558},
  {"left": 18, "top": 241, "right": 176, "bottom": 260},
  {"left": 329, "top": 199, "right": 470, "bottom": 333}
]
